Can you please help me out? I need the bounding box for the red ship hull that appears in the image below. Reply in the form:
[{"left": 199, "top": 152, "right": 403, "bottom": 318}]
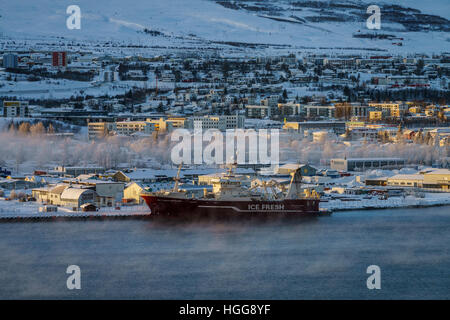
[{"left": 141, "top": 194, "right": 326, "bottom": 219}]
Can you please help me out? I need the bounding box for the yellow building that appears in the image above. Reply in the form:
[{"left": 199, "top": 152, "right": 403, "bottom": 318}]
[
  {"left": 87, "top": 122, "right": 116, "bottom": 140},
  {"left": 422, "top": 169, "right": 450, "bottom": 191},
  {"left": 369, "top": 102, "right": 406, "bottom": 118},
  {"left": 386, "top": 169, "right": 450, "bottom": 191},
  {"left": 425, "top": 107, "right": 435, "bottom": 117},
  {"left": 2, "top": 101, "right": 30, "bottom": 117},
  {"left": 369, "top": 111, "right": 383, "bottom": 121},
  {"left": 408, "top": 106, "right": 422, "bottom": 114},
  {"left": 123, "top": 182, "right": 146, "bottom": 204},
  {"left": 283, "top": 122, "right": 300, "bottom": 131},
  {"left": 147, "top": 117, "right": 185, "bottom": 132}
]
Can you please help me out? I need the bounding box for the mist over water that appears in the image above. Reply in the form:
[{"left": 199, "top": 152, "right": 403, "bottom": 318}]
[
  {"left": 0, "top": 206, "right": 449, "bottom": 299},
  {"left": 0, "top": 130, "right": 447, "bottom": 170}
]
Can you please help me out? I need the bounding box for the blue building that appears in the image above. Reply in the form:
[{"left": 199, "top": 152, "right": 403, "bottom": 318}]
[{"left": 3, "top": 53, "right": 18, "bottom": 69}]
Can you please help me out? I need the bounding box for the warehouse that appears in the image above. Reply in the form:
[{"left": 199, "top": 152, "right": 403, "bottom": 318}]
[{"left": 331, "top": 158, "right": 406, "bottom": 172}]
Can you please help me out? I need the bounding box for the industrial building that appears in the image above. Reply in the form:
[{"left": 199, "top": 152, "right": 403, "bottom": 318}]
[
  {"left": 283, "top": 121, "right": 347, "bottom": 135},
  {"left": 331, "top": 158, "right": 406, "bottom": 172}
]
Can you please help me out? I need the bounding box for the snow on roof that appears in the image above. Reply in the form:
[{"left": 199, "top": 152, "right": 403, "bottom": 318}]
[
  {"left": 125, "top": 181, "right": 146, "bottom": 189},
  {"left": 421, "top": 168, "right": 450, "bottom": 175},
  {"left": 61, "top": 188, "right": 93, "bottom": 200},
  {"left": 125, "top": 168, "right": 254, "bottom": 180},
  {"left": 345, "top": 158, "right": 405, "bottom": 161},
  {"left": 75, "top": 174, "right": 98, "bottom": 180},
  {"left": 388, "top": 174, "right": 424, "bottom": 180},
  {"left": 50, "top": 185, "right": 68, "bottom": 195},
  {"left": 278, "top": 163, "right": 301, "bottom": 170}
]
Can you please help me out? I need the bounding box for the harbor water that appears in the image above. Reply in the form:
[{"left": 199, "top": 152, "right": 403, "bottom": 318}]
[{"left": 0, "top": 206, "right": 449, "bottom": 299}]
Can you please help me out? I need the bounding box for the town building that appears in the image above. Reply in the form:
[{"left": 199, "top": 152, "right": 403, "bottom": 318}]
[
  {"left": 369, "top": 102, "right": 408, "bottom": 118},
  {"left": 305, "top": 105, "right": 335, "bottom": 119},
  {"left": 87, "top": 122, "right": 117, "bottom": 140},
  {"left": 278, "top": 103, "right": 303, "bottom": 117},
  {"left": 283, "top": 121, "right": 346, "bottom": 135},
  {"left": 1, "top": 101, "right": 29, "bottom": 118},
  {"left": 245, "top": 105, "right": 270, "bottom": 119},
  {"left": 32, "top": 185, "right": 96, "bottom": 209},
  {"left": 184, "top": 115, "right": 245, "bottom": 130},
  {"left": 88, "top": 118, "right": 185, "bottom": 140},
  {"left": 52, "top": 166, "right": 106, "bottom": 177},
  {"left": 276, "top": 163, "right": 317, "bottom": 176},
  {"left": 115, "top": 121, "right": 156, "bottom": 136},
  {"left": 52, "top": 51, "right": 67, "bottom": 67},
  {"left": 387, "top": 174, "right": 424, "bottom": 188},
  {"left": 334, "top": 103, "right": 370, "bottom": 119},
  {"left": 148, "top": 117, "right": 186, "bottom": 132},
  {"left": 60, "top": 188, "right": 96, "bottom": 209},
  {"left": 67, "top": 179, "right": 124, "bottom": 207},
  {"left": 385, "top": 169, "right": 450, "bottom": 191},
  {"left": 347, "top": 127, "right": 380, "bottom": 142},
  {"left": 2, "top": 53, "right": 18, "bottom": 68},
  {"left": 123, "top": 182, "right": 148, "bottom": 204},
  {"left": 330, "top": 158, "right": 406, "bottom": 172},
  {"left": 369, "top": 111, "right": 383, "bottom": 121}
]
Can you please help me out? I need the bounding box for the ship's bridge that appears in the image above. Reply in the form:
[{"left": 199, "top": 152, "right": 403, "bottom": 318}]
[{"left": 211, "top": 176, "right": 245, "bottom": 198}]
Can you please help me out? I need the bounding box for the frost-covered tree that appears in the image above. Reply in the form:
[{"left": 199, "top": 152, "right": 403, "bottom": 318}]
[
  {"left": 18, "top": 122, "right": 31, "bottom": 135},
  {"left": 30, "top": 122, "right": 45, "bottom": 136}
]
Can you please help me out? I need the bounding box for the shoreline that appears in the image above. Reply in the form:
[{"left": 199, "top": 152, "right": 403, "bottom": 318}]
[
  {"left": 328, "top": 202, "right": 450, "bottom": 212},
  {"left": 0, "top": 203, "right": 449, "bottom": 222}
]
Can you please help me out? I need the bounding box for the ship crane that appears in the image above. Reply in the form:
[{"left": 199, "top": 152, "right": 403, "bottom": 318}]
[
  {"left": 269, "top": 183, "right": 280, "bottom": 200},
  {"left": 250, "top": 179, "right": 282, "bottom": 200}
]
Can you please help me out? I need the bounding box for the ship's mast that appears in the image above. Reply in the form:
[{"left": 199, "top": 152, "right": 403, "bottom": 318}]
[
  {"left": 285, "top": 168, "right": 303, "bottom": 199},
  {"left": 226, "top": 161, "right": 236, "bottom": 176},
  {"left": 172, "top": 163, "right": 182, "bottom": 192}
]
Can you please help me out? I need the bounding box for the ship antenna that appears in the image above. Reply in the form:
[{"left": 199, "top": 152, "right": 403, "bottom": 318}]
[
  {"left": 173, "top": 162, "right": 182, "bottom": 192},
  {"left": 226, "top": 153, "right": 237, "bottom": 176}
]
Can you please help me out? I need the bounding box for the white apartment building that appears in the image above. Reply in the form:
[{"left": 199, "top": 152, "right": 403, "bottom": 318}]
[
  {"left": 87, "top": 122, "right": 116, "bottom": 140},
  {"left": 115, "top": 121, "right": 155, "bottom": 136},
  {"left": 245, "top": 105, "right": 270, "bottom": 119},
  {"left": 305, "top": 105, "right": 335, "bottom": 119},
  {"left": 88, "top": 118, "right": 185, "bottom": 140},
  {"left": 185, "top": 115, "right": 245, "bottom": 130}
]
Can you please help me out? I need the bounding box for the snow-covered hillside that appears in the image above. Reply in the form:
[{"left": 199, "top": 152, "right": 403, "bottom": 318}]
[{"left": 0, "top": 0, "right": 449, "bottom": 54}]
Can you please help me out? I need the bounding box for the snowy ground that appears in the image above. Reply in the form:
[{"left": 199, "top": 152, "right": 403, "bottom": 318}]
[
  {"left": 321, "top": 192, "right": 450, "bottom": 211},
  {"left": 0, "top": 192, "right": 448, "bottom": 219},
  {"left": 0, "top": 200, "right": 150, "bottom": 219},
  {"left": 0, "top": 78, "right": 152, "bottom": 99},
  {"left": 1, "top": 0, "right": 449, "bottom": 55}
]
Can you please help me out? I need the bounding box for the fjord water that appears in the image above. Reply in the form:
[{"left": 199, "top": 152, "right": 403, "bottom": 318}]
[{"left": 0, "top": 206, "right": 449, "bottom": 299}]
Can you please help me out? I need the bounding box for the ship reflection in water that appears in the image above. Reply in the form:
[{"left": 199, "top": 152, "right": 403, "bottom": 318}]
[{"left": 0, "top": 206, "right": 449, "bottom": 299}]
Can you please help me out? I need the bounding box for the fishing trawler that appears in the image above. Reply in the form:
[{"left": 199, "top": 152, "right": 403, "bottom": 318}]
[{"left": 141, "top": 164, "right": 330, "bottom": 219}]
